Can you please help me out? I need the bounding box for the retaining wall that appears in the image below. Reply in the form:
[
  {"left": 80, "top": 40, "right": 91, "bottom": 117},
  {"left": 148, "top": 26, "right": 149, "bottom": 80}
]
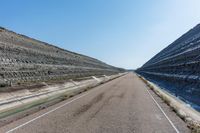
[
  {"left": 0, "top": 27, "right": 124, "bottom": 88},
  {"left": 136, "top": 24, "right": 200, "bottom": 111}
]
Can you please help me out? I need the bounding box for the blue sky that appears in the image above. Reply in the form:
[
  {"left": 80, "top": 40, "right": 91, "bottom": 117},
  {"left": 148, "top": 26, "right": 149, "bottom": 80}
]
[{"left": 0, "top": 0, "right": 200, "bottom": 69}]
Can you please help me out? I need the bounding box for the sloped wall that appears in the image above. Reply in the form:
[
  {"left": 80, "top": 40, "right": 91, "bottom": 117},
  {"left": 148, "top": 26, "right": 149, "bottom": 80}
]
[
  {"left": 136, "top": 24, "right": 200, "bottom": 111},
  {"left": 0, "top": 27, "right": 124, "bottom": 87}
]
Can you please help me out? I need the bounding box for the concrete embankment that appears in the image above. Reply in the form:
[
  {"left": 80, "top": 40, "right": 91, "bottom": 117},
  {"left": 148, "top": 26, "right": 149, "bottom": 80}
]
[
  {"left": 137, "top": 74, "right": 200, "bottom": 133},
  {"left": 0, "top": 73, "right": 126, "bottom": 126},
  {"left": 0, "top": 73, "right": 191, "bottom": 133}
]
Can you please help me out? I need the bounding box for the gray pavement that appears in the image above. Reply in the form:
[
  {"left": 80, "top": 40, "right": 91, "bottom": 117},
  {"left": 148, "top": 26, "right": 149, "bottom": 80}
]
[{"left": 0, "top": 73, "right": 190, "bottom": 133}]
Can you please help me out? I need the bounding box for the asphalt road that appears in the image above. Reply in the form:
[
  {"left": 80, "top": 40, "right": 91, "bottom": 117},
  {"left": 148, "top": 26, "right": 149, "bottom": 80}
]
[{"left": 0, "top": 73, "right": 190, "bottom": 133}]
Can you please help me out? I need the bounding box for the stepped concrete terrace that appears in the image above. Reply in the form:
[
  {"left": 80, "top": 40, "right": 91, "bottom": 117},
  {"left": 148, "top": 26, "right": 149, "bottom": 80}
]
[
  {"left": 136, "top": 24, "right": 200, "bottom": 111},
  {"left": 0, "top": 27, "right": 124, "bottom": 91}
]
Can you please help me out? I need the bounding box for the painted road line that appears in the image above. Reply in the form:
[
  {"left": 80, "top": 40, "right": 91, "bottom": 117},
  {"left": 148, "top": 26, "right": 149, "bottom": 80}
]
[
  {"left": 5, "top": 79, "right": 108, "bottom": 133},
  {"left": 146, "top": 87, "right": 180, "bottom": 133}
]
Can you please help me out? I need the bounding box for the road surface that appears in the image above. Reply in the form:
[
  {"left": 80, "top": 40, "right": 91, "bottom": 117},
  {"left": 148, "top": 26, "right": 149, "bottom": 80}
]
[{"left": 0, "top": 73, "right": 190, "bottom": 133}]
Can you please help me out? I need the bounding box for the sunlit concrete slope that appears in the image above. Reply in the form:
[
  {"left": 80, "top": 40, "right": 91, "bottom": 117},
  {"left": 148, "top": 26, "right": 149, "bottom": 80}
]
[
  {"left": 136, "top": 24, "right": 200, "bottom": 111},
  {"left": 0, "top": 27, "right": 124, "bottom": 89}
]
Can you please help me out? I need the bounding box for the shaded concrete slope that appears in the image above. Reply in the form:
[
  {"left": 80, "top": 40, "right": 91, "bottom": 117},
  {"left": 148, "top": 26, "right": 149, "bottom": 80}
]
[
  {"left": 136, "top": 23, "right": 200, "bottom": 111},
  {"left": 0, "top": 27, "right": 124, "bottom": 89}
]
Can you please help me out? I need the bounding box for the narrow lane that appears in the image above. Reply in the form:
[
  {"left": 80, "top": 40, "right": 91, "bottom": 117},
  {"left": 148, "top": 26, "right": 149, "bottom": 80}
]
[{"left": 0, "top": 73, "right": 190, "bottom": 133}]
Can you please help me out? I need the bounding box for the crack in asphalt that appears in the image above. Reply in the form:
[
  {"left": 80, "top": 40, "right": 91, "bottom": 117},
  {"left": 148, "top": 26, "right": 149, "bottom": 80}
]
[{"left": 73, "top": 92, "right": 104, "bottom": 117}]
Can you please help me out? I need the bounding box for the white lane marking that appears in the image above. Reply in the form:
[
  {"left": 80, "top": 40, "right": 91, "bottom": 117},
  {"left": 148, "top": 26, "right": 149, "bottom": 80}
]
[
  {"left": 146, "top": 88, "right": 180, "bottom": 133},
  {"left": 5, "top": 86, "right": 100, "bottom": 133}
]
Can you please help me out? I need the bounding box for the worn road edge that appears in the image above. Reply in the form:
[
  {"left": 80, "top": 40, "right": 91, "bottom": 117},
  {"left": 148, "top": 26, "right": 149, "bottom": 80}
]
[
  {"left": 0, "top": 73, "right": 127, "bottom": 127},
  {"left": 136, "top": 73, "right": 200, "bottom": 133}
]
